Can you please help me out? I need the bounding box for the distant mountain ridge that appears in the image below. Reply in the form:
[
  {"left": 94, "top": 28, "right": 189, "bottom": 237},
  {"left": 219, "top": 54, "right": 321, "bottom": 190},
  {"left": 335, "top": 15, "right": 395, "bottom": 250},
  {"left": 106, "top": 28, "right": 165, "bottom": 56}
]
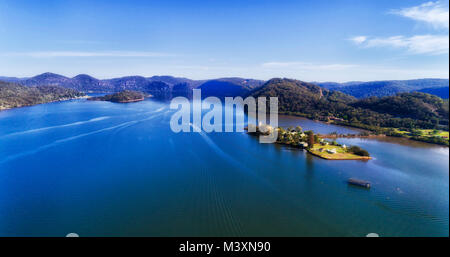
[
  {"left": 418, "top": 86, "right": 449, "bottom": 99},
  {"left": 2, "top": 76, "right": 449, "bottom": 140},
  {"left": 1, "top": 73, "right": 448, "bottom": 99},
  {"left": 350, "top": 92, "right": 449, "bottom": 122},
  {"left": 0, "top": 76, "right": 29, "bottom": 82},
  {"left": 7, "top": 72, "right": 264, "bottom": 99},
  {"left": 315, "top": 79, "right": 449, "bottom": 99}
]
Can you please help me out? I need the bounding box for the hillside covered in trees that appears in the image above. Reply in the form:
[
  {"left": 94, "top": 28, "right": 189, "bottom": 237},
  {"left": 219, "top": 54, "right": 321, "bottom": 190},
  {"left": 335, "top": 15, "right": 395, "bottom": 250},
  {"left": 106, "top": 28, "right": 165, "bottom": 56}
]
[
  {"left": 248, "top": 78, "right": 355, "bottom": 118},
  {"left": 351, "top": 92, "right": 449, "bottom": 124},
  {"left": 1, "top": 75, "right": 448, "bottom": 144},
  {"left": 3, "top": 72, "right": 446, "bottom": 99},
  {"left": 249, "top": 78, "right": 449, "bottom": 132},
  {"left": 418, "top": 86, "right": 449, "bottom": 99},
  {"left": 0, "top": 81, "right": 85, "bottom": 110},
  {"left": 316, "top": 79, "right": 449, "bottom": 98},
  {"left": 4, "top": 72, "right": 264, "bottom": 99}
]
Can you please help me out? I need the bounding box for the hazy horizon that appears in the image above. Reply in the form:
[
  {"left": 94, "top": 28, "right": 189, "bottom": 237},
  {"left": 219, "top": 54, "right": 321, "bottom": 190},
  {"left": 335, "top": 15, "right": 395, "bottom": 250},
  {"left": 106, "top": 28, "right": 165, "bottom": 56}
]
[{"left": 1, "top": 71, "right": 449, "bottom": 84}]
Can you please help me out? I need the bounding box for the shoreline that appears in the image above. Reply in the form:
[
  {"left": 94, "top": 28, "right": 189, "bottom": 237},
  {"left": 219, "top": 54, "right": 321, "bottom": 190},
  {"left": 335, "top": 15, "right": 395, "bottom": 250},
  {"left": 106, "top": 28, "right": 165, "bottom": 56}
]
[
  {"left": 319, "top": 134, "right": 387, "bottom": 139},
  {"left": 117, "top": 97, "right": 145, "bottom": 103},
  {"left": 276, "top": 141, "right": 372, "bottom": 161},
  {"left": 278, "top": 112, "right": 370, "bottom": 133},
  {"left": 307, "top": 148, "right": 372, "bottom": 161},
  {"left": 318, "top": 131, "right": 449, "bottom": 147},
  {"left": 248, "top": 129, "right": 372, "bottom": 161},
  {"left": 86, "top": 91, "right": 151, "bottom": 103},
  {"left": 87, "top": 96, "right": 145, "bottom": 103},
  {"left": 278, "top": 112, "right": 448, "bottom": 147},
  {"left": 0, "top": 95, "right": 88, "bottom": 111}
]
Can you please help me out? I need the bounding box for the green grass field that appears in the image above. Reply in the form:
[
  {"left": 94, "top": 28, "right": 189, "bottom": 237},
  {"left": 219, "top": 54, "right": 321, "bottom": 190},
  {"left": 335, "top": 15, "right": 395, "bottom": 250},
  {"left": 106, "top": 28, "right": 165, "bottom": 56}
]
[
  {"left": 309, "top": 144, "right": 371, "bottom": 160},
  {"left": 420, "top": 129, "right": 449, "bottom": 138},
  {"left": 393, "top": 128, "right": 449, "bottom": 138}
]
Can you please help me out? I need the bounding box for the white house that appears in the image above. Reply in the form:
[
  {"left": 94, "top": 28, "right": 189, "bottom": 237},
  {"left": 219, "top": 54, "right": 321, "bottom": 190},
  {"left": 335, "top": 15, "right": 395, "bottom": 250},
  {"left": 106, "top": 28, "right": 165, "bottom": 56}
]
[
  {"left": 326, "top": 149, "right": 337, "bottom": 154},
  {"left": 299, "top": 142, "right": 308, "bottom": 148}
]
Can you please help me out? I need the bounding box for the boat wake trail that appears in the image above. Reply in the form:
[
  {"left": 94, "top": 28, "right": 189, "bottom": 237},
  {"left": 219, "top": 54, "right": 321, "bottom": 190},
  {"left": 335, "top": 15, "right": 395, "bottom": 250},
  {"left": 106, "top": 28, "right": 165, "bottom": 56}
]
[
  {"left": 154, "top": 106, "right": 165, "bottom": 113},
  {"left": 1, "top": 107, "right": 166, "bottom": 139},
  {"left": 189, "top": 123, "right": 241, "bottom": 167},
  {"left": 0, "top": 116, "right": 111, "bottom": 138},
  {"left": 0, "top": 111, "right": 167, "bottom": 165},
  {"left": 189, "top": 123, "right": 276, "bottom": 191}
]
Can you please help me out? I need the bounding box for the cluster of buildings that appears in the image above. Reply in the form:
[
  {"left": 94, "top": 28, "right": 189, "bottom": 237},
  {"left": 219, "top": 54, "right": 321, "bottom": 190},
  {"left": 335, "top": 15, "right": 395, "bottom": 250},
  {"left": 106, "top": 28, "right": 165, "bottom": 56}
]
[
  {"left": 246, "top": 124, "right": 353, "bottom": 155},
  {"left": 315, "top": 141, "right": 347, "bottom": 155}
]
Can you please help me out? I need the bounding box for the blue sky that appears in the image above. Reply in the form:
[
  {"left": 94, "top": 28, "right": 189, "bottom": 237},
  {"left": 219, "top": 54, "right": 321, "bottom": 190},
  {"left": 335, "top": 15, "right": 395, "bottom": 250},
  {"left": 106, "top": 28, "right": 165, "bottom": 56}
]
[{"left": 0, "top": 0, "right": 448, "bottom": 81}]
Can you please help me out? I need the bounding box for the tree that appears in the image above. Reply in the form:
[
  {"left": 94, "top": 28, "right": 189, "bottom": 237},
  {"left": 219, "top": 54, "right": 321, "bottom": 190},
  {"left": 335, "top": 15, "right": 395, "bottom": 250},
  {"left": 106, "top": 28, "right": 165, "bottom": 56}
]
[
  {"left": 314, "top": 134, "right": 319, "bottom": 143},
  {"left": 308, "top": 132, "right": 315, "bottom": 147},
  {"left": 348, "top": 146, "right": 370, "bottom": 157},
  {"left": 411, "top": 129, "right": 422, "bottom": 137}
]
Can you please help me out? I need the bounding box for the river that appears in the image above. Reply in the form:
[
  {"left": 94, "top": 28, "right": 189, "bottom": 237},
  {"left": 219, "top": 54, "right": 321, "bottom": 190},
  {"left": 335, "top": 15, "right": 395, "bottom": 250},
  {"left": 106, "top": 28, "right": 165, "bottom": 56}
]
[{"left": 0, "top": 98, "right": 448, "bottom": 236}]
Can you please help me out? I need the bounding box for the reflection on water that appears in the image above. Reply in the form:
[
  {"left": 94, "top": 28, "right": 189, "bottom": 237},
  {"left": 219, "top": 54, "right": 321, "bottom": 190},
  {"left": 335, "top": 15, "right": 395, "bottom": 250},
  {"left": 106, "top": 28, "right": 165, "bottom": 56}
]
[
  {"left": 357, "top": 136, "right": 448, "bottom": 149},
  {"left": 0, "top": 98, "right": 448, "bottom": 237},
  {"left": 278, "top": 115, "right": 368, "bottom": 135},
  {"left": 305, "top": 154, "right": 315, "bottom": 181}
]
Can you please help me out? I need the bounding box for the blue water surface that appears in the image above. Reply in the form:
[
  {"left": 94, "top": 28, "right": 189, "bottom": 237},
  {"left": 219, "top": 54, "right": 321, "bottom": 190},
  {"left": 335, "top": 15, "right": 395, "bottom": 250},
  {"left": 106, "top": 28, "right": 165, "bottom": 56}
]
[{"left": 0, "top": 98, "right": 448, "bottom": 236}]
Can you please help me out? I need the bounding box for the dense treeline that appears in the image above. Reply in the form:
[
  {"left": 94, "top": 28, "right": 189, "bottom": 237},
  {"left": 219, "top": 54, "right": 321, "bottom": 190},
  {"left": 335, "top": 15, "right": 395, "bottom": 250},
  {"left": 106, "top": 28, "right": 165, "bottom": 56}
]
[
  {"left": 0, "top": 81, "right": 85, "bottom": 110},
  {"left": 3, "top": 72, "right": 447, "bottom": 99},
  {"left": 8, "top": 72, "right": 264, "bottom": 99},
  {"left": 347, "top": 146, "right": 370, "bottom": 157},
  {"left": 316, "top": 79, "right": 449, "bottom": 98},
  {"left": 351, "top": 92, "right": 449, "bottom": 127},
  {"left": 250, "top": 78, "right": 449, "bottom": 132}
]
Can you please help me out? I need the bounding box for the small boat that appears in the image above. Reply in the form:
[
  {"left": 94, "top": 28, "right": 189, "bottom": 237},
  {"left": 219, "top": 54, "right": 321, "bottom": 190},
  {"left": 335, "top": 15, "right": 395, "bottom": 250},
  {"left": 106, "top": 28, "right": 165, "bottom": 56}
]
[{"left": 348, "top": 178, "right": 371, "bottom": 189}]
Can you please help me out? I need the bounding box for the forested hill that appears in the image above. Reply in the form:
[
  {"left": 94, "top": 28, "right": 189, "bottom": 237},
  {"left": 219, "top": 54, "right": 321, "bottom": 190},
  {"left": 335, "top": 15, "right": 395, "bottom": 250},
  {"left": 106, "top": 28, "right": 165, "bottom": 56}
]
[
  {"left": 2, "top": 75, "right": 449, "bottom": 132},
  {"left": 418, "top": 86, "right": 449, "bottom": 99},
  {"left": 316, "top": 79, "right": 449, "bottom": 98},
  {"left": 9, "top": 72, "right": 264, "bottom": 99},
  {"left": 0, "top": 81, "right": 85, "bottom": 110},
  {"left": 249, "top": 78, "right": 449, "bottom": 131},
  {"left": 248, "top": 78, "right": 355, "bottom": 117},
  {"left": 350, "top": 92, "right": 449, "bottom": 123},
  {"left": 4, "top": 72, "right": 446, "bottom": 99},
  {"left": 198, "top": 78, "right": 264, "bottom": 98}
]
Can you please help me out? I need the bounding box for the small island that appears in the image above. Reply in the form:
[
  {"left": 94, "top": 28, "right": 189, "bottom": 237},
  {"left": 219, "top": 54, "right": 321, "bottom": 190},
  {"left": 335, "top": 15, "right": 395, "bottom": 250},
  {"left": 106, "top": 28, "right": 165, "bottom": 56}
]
[
  {"left": 246, "top": 124, "right": 371, "bottom": 161},
  {"left": 88, "top": 90, "right": 149, "bottom": 103}
]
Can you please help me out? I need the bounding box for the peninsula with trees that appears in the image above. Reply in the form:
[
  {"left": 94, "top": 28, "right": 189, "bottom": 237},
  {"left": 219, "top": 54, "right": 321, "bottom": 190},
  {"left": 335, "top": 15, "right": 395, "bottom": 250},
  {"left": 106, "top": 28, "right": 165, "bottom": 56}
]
[{"left": 246, "top": 124, "right": 371, "bottom": 160}]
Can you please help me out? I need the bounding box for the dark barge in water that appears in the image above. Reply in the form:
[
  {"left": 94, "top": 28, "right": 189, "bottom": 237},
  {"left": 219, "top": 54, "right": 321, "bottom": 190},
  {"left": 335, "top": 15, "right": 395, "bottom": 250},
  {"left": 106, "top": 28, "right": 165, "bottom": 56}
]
[{"left": 348, "top": 178, "right": 371, "bottom": 189}]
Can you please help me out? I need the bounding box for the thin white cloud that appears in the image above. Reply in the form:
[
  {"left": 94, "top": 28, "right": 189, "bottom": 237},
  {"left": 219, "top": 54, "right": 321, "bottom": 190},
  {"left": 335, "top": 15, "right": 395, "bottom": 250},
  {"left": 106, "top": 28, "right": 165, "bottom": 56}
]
[
  {"left": 353, "top": 34, "right": 449, "bottom": 55},
  {"left": 350, "top": 36, "right": 367, "bottom": 45},
  {"left": 391, "top": 1, "right": 449, "bottom": 29},
  {"left": 350, "top": 1, "right": 449, "bottom": 55},
  {"left": 1, "top": 51, "right": 174, "bottom": 58},
  {"left": 262, "top": 62, "right": 357, "bottom": 71}
]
